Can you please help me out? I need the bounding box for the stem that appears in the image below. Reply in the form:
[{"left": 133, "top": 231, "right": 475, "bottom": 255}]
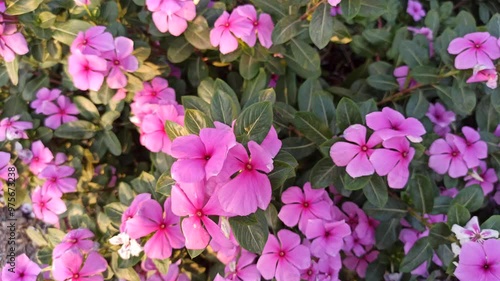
[
  {"left": 83, "top": 5, "right": 93, "bottom": 18},
  {"left": 300, "top": 0, "right": 327, "bottom": 20},
  {"left": 408, "top": 208, "right": 433, "bottom": 229},
  {"left": 377, "top": 83, "right": 425, "bottom": 106}
]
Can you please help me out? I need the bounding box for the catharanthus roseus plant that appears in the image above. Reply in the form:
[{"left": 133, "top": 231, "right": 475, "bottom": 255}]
[{"left": 3, "top": 0, "right": 500, "bottom": 280}]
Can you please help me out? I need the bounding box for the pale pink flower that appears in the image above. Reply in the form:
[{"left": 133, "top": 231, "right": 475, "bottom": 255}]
[
  {"left": 39, "top": 165, "right": 77, "bottom": 195},
  {"left": 224, "top": 250, "right": 261, "bottom": 281},
  {"left": 30, "top": 88, "right": 61, "bottom": 114},
  {"left": 343, "top": 248, "right": 379, "bottom": 278},
  {"left": 70, "top": 26, "right": 114, "bottom": 55},
  {"left": 31, "top": 186, "right": 66, "bottom": 226},
  {"left": 103, "top": 37, "right": 139, "bottom": 89},
  {"left": 0, "top": 23, "right": 28, "bottom": 62},
  {"left": 305, "top": 219, "right": 351, "bottom": 258},
  {"left": 330, "top": 124, "right": 380, "bottom": 178},
  {"left": 147, "top": 0, "right": 196, "bottom": 36},
  {"left": 120, "top": 193, "right": 151, "bottom": 233},
  {"left": 52, "top": 250, "right": 107, "bottom": 281},
  {"left": 466, "top": 64, "right": 498, "bottom": 89},
  {"left": 366, "top": 107, "right": 426, "bottom": 142},
  {"left": 454, "top": 126, "right": 487, "bottom": 168},
  {"left": 74, "top": 0, "right": 91, "bottom": 6},
  {"left": 0, "top": 115, "right": 32, "bottom": 141},
  {"left": 451, "top": 216, "right": 499, "bottom": 245},
  {"left": 407, "top": 0, "right": 426, "bottom": 21},
  {"left": 53, "top": 229, "right": 96, "bottom": 259},
  {"left": 133, "top": 77, "right": 176, "bottom": 107},
  {"left": 256, "top": 230, "right": 311, "bottom": 281},
  {"left": 42, "top": 96, "right": 79, "bottom": 129},
  {"left": 234, "top": 5, "right": 274, "bottom": 48},
  {"left": 328, "top": 0, "right": 341, "bottom": 6},
  {"left": 26, "top": 140, "right": 53, "bottom": 175},
  {"left": 68, "top": 52, "right": 108, "bottom": 91},
  {"left": 0, "top": 151, "right": 11, "bottom": 180},
  {"left": 448, "top": 32, "right": 500, "bottom": 69},
  {"left": 1, "top": 254, "right": 40, "bottom": 281},
  {"left": 454, "top": 239, "right": 500, "bottom": 281},
  {"left": 429, "top": 134, "right": 468, "bottom": 178},
  {"left": 139, "top": 104, "right": 184, "bottom": 154},
  {"left": 210, "top": 11, "right": 253, "bottom": 54}
]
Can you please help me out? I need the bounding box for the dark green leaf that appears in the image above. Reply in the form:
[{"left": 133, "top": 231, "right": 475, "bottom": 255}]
[
  {"left": 375, "top": 218, "right": 400, "bottom": 249},
  {"left": 363, "top": 175, "right": 388, "bottom": 208},
  {"left": 6, "top": 0, "right": 43, "bottom": 15},
  {"left": 235, "top": 101, "right": 273, "bottom": 144},
  {"left": 184, "top": 109, "right": 211, "bottom": 135},
  {"left": 164, "top": 120, "right": 188, "bottom": 141},
  {"left": 310, "top": 157, "right": 335, "bottom": 188},
  {"left": 340, "top": 0, "right": 361, "bottom": 20},
  {"left": 240, "top": 54, "right": 260, "bottom": 80},
  {"left": 429, "top": 223, "right": 452, "bottom": 248},
  {"left": 451, "top": 185, "right": 484, "bottom": 212},
  {"left": 309, "top": 3, "right": 334, "bottom": 49},
  {"left": 272, "top": 15, "right": 302, "bottom": 45},
  {"left": 405, "top": 91, "right": 429, "bottom": 119},
  {"left": 74, "top": 96, "right": 100, "bottom": 121},
  {"left": 481, "top": 215, "right": 500, "bottom": 231},
  {"left": 54, "top": 120, "right": 97, "bottom": 139},
  {"left": 184, "top": 16, "right": 213, "bottom": 50},
  {"left": 447, "top": 204, "right": 470, "bottom": 226},
  {"left": 399, "top": 40, "right": 429, "bottom": 68},
  {"left": 408, "top": 175, "right": 435, "bottom": 214},
  {"left": 336, "top": 97, "right": 362, "bottom": 132},
  {"left": 229, "top": 210, "right": 269, "bottom": 254},
  {"left": 367, "top": 74, "right": 399, "bottom": 91},
  {"left": 400, "top": 237, "right": 433, "bottom": 273},
  {"left": 364, "top": 197, "right": 408, "bottom": 221},
  {"left": 292, "top": 112, "right": 333, "bottom": 145},
  {"left": 52, "top": 20, "right": 93, "bottom": 46},
  {"left": 103, "top": 130, "right": 122, "bottom": 156}
]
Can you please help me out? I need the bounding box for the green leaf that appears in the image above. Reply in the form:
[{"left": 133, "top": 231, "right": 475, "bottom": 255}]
[
  {"left": 182, "top": 96, "right": 211, "bottom": 113},
  {"left": 5, "top": 0, "right": 43, "bottom": 15},
  {"left": 281, "top": 137, "right": 316, "bottom": 160},
  {"left": 26, "top": 228, "right": 48, "bottom": 247},
  {"left": 240, "top": 54, "right": 260, "bottom": 80},
  {"left": 425, "top": 10, "right": 440, "bottom": 34},
  {"left": 251, "top": 0, "right": 286, "bottom": 17},
  {"left": 400, "top": 237, "right": 433, "bottom": 273},
  {"left": 362, "top": 29, "right": 391, "bottom": 46},
  {"left": 399, "top": 40, "right": 429, "bottom": 68},
  {"left": 405, "top": 91, "right": 429, "bottom": 119},
  {"left": 167, "top": 37, "right": 194, "bottom": 63},
  {"left": 340, "top": 0, "right": 361, "bottom": 20},
  {"left": 100, "top": 111, "right": 120, "bottom": 130},
  {"left": 156, "top": 173, "right": 175, "bottom": 197},
  {"left": 310, "top": 157, "right": 335, "bottom": 188},
  {"left": 309, "top": 3, "right": 334, "bottom": 49},
  {"left": 187, "top": 248, "right": 204, "bottom": 259},
  {"left": 363, "top": 175, "right": 388, "bottom": 208},
  {"left": 451, "top": 185, "right": 484, "bottom": 212},
  {"left": 187, "top": 57, "right": 208, "bottom": 86},
  {"left": 242, "top": 69, "right": 268, "bottom": 106},
  {"left": 481, "top": 215, "right": 500, "bottom": 231},
  {"left": 74, "top": 96, "right": 100, "bottom": 121},
  {"left": 210, "top": 91, "right": 239, "bottom": 125},
  {"left": 292, "top": 112, "right": 333, "bottom": 145},
  {"left": 131, "top": 172, "right": 158, "bottom": 198},
  {"left": 487, "top": 14, "right": 500, "bottom": 37},
  {"left": 285, "top": 40, "right": 321, "bottom": 79},
  {"left": 429, "top": 223, "right": 452, "bottom": 248},
  {"left": 184, "top": 16, "right": 213, "bottom": 50},
  {"left": 408, "top": 175, "right": 435, "bottom": 214},
  {"left": 451, "top": 81, "right": 476, "bottom": 116},
  {"left": 411, "top": 65, "right": 439, "bottom": 84},
  {"left": 269, "top": 151, "right": 298, "bottom": 190},
  {"left": 298, "top": 80, "right": 335, "bottom": 125},
  {"left": 344, "top": 175, "right": 371, "bottom": 191},
  {"left": 476, "top": 95, "right": 500, "bottom": 132},
  {"left": 5, "top": 58, "right": 18, "bottom": 85},
  {"left": 298, "top": 79, "right": 322, "bottom": 111},
  {"left": 447, "top": 204, "right": 470, "bottom": 227},
  {"left": 52, "top": 20, "right": 93, "bottom": 46},
  {"left": 54, "top": 120, "right": 97, "bottom": 139},
  {"left": 152, "top": 259, "right": 170, "bottom": 275},
  {"left": 164, "top": 120, "right": 188, "bottom": 141},
  {"left": 336, "top": 97, "right": 362, "bottom": 132},
  {"left": 367, "top": 74, "right": 399, "bottom": 91},
  {"left": 229, "top": 210, "right": 269, "bottom": 254},
  {"left": 272, "top": 15, "right": 302, "bottom": 45},
  {"left": 365, "top": 260, "right": 387, "bottom": 281},
  {"left": 184, "top": 109, "right": 211, "bottom": 134},
  {"left": 375, "top": 219, "right": 400, "bottom": 249},
  {"left": 22, "top": 75, "right": 49, "bottom": 101},
  {"left": 118, "top": 182, "right": 135, "bottom": 205},
  {"left": 235, "top": 101, "right": 273, "bottom": 144},
  {"left": 103, "top": 130, "right": 122, "bottom": 156},
  {"left": 455, "top": 11, "right": 476, "bottom": 36},
  {"left": 364, "top": 197, "right": 408, "bottom": 221}
]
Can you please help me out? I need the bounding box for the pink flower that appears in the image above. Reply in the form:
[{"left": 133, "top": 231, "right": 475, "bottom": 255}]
[
  {"left": 26, "top": 141, "right": 53, "bottom": 175},
  {"left": 0, "top": 151, "right": 11, "bottom": 180},
  {"left": 147, "top": 0, "right": 196, "bottom": 36},
  {"left": 406, "top": 0, "right": 426, "bottom": 21},
  {"left": 224, "top": 250, "right": 261, "bottom": 281},
  {"left": 454, "top": 239, "right": 500, "bottom": 281},
  {"left": 330, "top": 6, "right": 342, "bottom": 16},
  {"left": 31, "top": 186, "right": 66, "bottom": 226},
  {"left": 41, "top": 96, "right": 79, "bottom": 129},
  {"left": 0, "top": 115, "right": 32, "bottom": 141},
  {"left": 1, "top": 254, "right": 40, "bottom": 281},
  {"left": 139, "top": 104, "right": 184, "bottom": 154},
  {"left": 330, "top": 124, "right": 380, "bottom": 178},
  {"left": 448, "top": 32, "right": 500, "bottom": 69},
  {"left": 68, "top": 52, "right": 108, "bottom": 91},
  {"left": 133, "top": 77, "right": 176, "bottom": 107},
  {"left": 170, "top": 125, "right": 236, "bottom": 183},
  {"left": 408, "top": 27, "right": 434, "bottom": 56},
  {"left": 393, "top": 66, "right": 417, "bottom": 90},
  {"left": 103, "top": 37, "right": 139, "bottom": 89},
  {"left": 316, "top": 255, "right": 341, "bottom": 280},
  {"left": 74, "top": 0, "right": 91, "bottom": 6},
  {"left": 454, "top": 126, "right": 487, "bottom": 168},
  {"left": 366, "top": 107, "right": 426, "bottom": 142},
  {"left": 343, "top": 248, "right": 379, "bottom": 278},
  {"left": 426, "top": 102, "right": 455, "bottom": 128},
  {"left": 429, "top": 134, "right": 468, "bottom": 178},
  {"left": 210, "top": 11, "right": 253, "bottom": 54},
  {"left": 466, "top": 64, "right": 498, "bottom": 89},
  {"left": 127, "top": 198, "right": 185, "bottom": 259},
  {"left": 120, "top": 193, "right": 151, "bottom": 232},
  {"left": 216, "top": 142, "right": 274, "bottom": 216},
  {"left": 39, "top": 165, "right": 77, "bottom": 195},
  {"left": 234, "top": 5, "right": 274, "bottom": 49},
  {"left": 305, "top": 219, "right": 351, "bottom": 258},
  {"left": 278, "top": 182, "right": 332, "bottom": 233},
  {"left": 70, "top": 26, "right": 114, "bottom": 56},
  {"left": 257, "top": 230, "right": 311, "bottom": 281},
  {"left": 53, "top": 229, "right": 96, "bottom": 259},
  {"left": 30, "top": 88, "right": 61, "bottom": 114},
  {"left": 171, "top": 181, "right": 232, "bottom": 250},
  {"left": 451, "top": 216, "right": 499, "bottom": 245},
  {"left": 328, "top": 0, "right": 341, "bottom": 6},
  {"left": 52, "top": 250, "right": 107, "bottom": 281},
  {"left": 465, "top": 162, "right": 498, "bottom": 195},
  {"left": 0, "top": 23, "right": 29, "bottom": 62},
  {"left": 370, "top": 137, "right": 415, "bottom": 189}
]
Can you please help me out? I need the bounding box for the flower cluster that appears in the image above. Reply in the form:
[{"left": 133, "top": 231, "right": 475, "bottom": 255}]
[
  {"left": 0, "top": 2, "right": 28, "bottom": 62},
  {"left": 146, "top": 0, "right": 196, "bottom": 36},
  {"left": 68, "top": 26, "right": 139, "bottom": 91},
  {"left": 30, "top": 88, "right": 79, "bottom": 129}
]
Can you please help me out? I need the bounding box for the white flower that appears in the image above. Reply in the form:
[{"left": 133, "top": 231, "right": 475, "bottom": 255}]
[
  {"left": 451, "top": 216, "right": 499, "bottom": 245},
  {"left": 109, "top": 233, "right": 143, "bottom": 259}
]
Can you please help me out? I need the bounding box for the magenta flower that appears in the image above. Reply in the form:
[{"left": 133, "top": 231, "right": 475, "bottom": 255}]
[
  {"left": 370, "top": 137, "right": 415, "bottom": 189},
  {"left": 316, "top": 255, "right": 342, "bottom": 280},
  {"left": 216, "top": 142, "right": 274, "bottom": 216},
  {"left": 41, "top": 96, "right": 79, "bottom": 129},
  {"left": 210, "top": 11, "right": 253, "bottom": 54},
  {"left": 366, "top": 107, "right": 426, "bottom": 142},
  {"left": 260, "top": 126, "right": 282, "bottom": 158},
  {"left": 466, "top": 64, "right": 498, "bottom": 89},
  {"left": 171, "top": 181, "right": 232, "bottom": 250},
  {"left": 278, "top": 182, "right": 332, "bottom": 233},
  {"left": 426, "top": 102, "right": 455, "bottom": 128},
  {"left": 26, "top": 140, "right": 54, "bottom": 175},
  {"left": 120, "top": 193, "right": 151, "bottom": 232},
  {"left": 451, "top": 216, "right": 499, "bottom": 245},
  {"left": 147, "top": 0, "right": 196, "bottom": 36},
  {"left": 305, "top": 219, "right": 351, "bottom": 258},
  {"left": 454, "top": 126, "right": 487, "bottom": 168},
  {"left": 448, "top": 32, "right": 500, "bottom": 69},
  {"left": 0, "top": 23, "right": 29, "bottom": 62},
  {"left": 406, "top": 0, "right": 426, "bottom": 21},
  {"left": 256, "top": 230, "right": 311, "bottom": 281},
  {"left": 127, "top": 198, "right": 185, "bottom": 259},
  {"left": 429, "top": 134, "right": 468, "bottom": 178},
  {"left": 0, "top": 151, "right": 11, "bottom": 180},
  {"left": 0, "top": 115, "right": 32, "bottom": 142},
  {"left": 465, "top": 162, "right": 498, "bottom": 195},
  {"left": 39, "top": 164, "right": 77, "bottom": 195},
  {"left": 393, "top": 65, "right": 417, "bottom": 90},
  {"left": 224, "top": 250, "right": 261, "bottom": 281},
  {"left": 53, "top": 229, "right": 96, "bottom": 259},
  {"left": 70, "top": 26, "right": 114, "bottom": 56},
  {"left": 234, "top": 5, "right": 274, "bottom": 49},
  {"left": 170, "top": 126, "right": 236, "bottom": 183},
  {"left": 1, "top": 254, "right": 40, "bottom": 281},
  {"left": 328, "top": 0, "right": 341, "bottom": 6},
  {"left": 330, "top": 124, "right": 380, "bottom": 178},
  {"left": 52, "top": 250, "right": 107, "bottom": 281},
  {"left": 103, "top": 37, "right": 139, "bottom": 89},
  {"left": 343, "top": 248, "right": 379, "bottom": 278},
  {"left": 31, "top": 186, "right": 66, "bottom": 226},
  {"left": 139, "top": 104, "right": 184, "bottom": 154},
  {"left": 133, "top": 77, "right": 176, "bottom": 106},
  {"left": 454, "top": 239, "right": 500, "bottom": 281},
  {"left": 30, "top": 88, "right": 61, "bottom": 114},
  {"left": 341, "top": 202, "right": 373, "bottom": 246},
  {"left": 330, "top": 6, "right": 342, "bottom": 16},
  {"left": 68, "top": 52, "right": 108, "bottom": 91}
]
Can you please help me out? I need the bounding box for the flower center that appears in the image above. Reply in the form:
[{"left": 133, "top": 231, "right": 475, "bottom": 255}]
[
  {"left": 307, "top": 269, "right": 313, "bottom": 276},
  {"left": 475, "top": 44, "right": 481, "bottom": 49},
  {"left": 484, "top": 263, "right": 489, "bottom": 269},
  {"left": 84, "top": 65, "right": 90, "bottom": 71},
  {"left": 451, "top": 151, "right": 458, "bottom": 157},
  {"left": 196, "top": 210, "right": 203, "bottom": 217},
  {"left": 205, "top": 155, "right": 211, "bottom": 161},
  {"left": 160, "top": 223, "right": 166, "bottom": 229},
  {"left": 279, "top": 251, "right": 285, "bottom": 257},
  {"left": 113, "top": 59, "right": 120, "bottom": 66},
  {"left": 253, "top": 21, "right": 258, "bottom": 26},
  {"left": 224, "top": 22, "right": 230, "bottom": 28},
  {"left": 19, "top": 272, "right": 25, "bottom": 277},
  {"left": 73, "top": 273, "right": 80, "bottom": 279},
  {"left": 361, "top": 145, "right": 368, "bottom": 152},
  {"left": 38, "top": 201, "right": 45, "bottom": 209},
  {"left": 151, "top": 91, "right": 157, "bottom": 96},
  {"left": 303, "top": 202, "right": 309, "bottom": 208},
  {"left": 246, "top": 163, "right": 253, "bottom": 170},
  {"left": 82, "top": 39, "right": 87, "bottom": 45},
  {"left": 402, "top": 151, "right": 408, "bottom": 158},
  {"left": 33, "top": 157, "right": 39, "bottom": 162}
]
